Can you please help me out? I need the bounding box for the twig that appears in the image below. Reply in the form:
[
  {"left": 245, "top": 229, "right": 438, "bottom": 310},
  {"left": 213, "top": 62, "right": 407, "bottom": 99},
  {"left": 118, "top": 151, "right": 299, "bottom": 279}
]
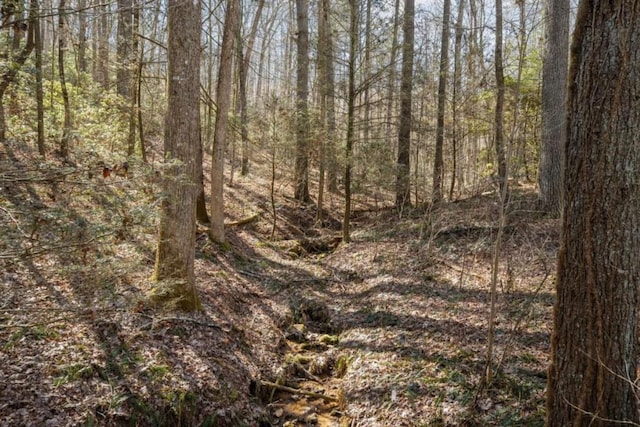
[{"left": 259, "top": 380, "right": 338, "bottom": 402}]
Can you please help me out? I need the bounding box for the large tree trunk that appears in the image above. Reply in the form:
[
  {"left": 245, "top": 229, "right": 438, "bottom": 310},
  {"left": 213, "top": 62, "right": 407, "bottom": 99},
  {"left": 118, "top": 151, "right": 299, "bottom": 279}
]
[
  {"left": 432, "top": 0, "right": 451, "bottom": 203},
  {"left": 209, "top": 0, "right": 239, "bottom": 243},
  {"left": 294, "top": 0, "right": 310, "bottom": 202},
  {"left": 152, "top": 0, "right": 202, "bottom": 311},
  {"left": 537, "top": 0, "right": 569, "bottom": 216},
  {"left": 546, "top": 1, "right": 640, "bottom": 424},
  {"left": 395, "top": 0, "right": 414, "bottom": 210}
]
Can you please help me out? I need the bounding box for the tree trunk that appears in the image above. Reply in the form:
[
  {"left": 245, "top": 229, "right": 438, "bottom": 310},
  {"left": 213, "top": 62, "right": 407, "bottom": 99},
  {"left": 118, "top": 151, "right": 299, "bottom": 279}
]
[
  {"left": 35, "top": 0, "right": 45, "bottom": 156},
  {"left": 239, "top": 0, "right": 264, "bottom": 175},
  {"left": 546, "top": 1, "right": 640, "bottom": 424},
  {"left": 117, "top": 0, "right": 133, "bottom": 98},
  {"left": 385, "top": 0, "right": 400, "bottom": 146},
  {"left": 432, "top": 0, "right": 451, "bottom": 203},
  {"left": 395, "top": 0, "right": 414, "bottom": 210},
  {"left": 58, "top": 0, "right": 72, "bottom": 158},
  {"left": 210, "top": 0, "right": 239, "bottom": 243},
  {"left": 343, "top": 0, "right": 358, "bottom": 243},
  {"left": 126, "top": 0, "right": 138, "bottom": 156},
  {"left": 449, "top": 0, "right": 465, "bottom": 199},
  {"left": 152, "top": 0, "right": 202, "bottom": 312},
  {"left": 77, "top": 0, "right": 87, "bottom": 73},
  {"left": 537, "top": 0, "right": 569, "bottom": 216},
  {"left": 294, "top": 0, "right": 310, "bottom": 202},
  {"left": 494, "top": 0, "right": 507, "bottom": 195},
  {"left": 321, "top": 0, "right": 338, "bottom": 194},
  {"left": 97, "top": 1, "right": 109, "bottom": 89}
]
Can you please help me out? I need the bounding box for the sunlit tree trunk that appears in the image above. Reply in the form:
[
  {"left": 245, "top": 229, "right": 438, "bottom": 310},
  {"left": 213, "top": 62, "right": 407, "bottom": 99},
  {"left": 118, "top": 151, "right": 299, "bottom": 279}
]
[
  {"left": 547, "top": 0, "right": 640, "bottom": 423},
  {"left": 152, "top": 0, "right": 202, "bottom": 311},
  {"left": 210, "top": 0, "right": 239, "bottom": 243},
  {"left": 294, "top": 0, "right": 310, "bottom": 202}
]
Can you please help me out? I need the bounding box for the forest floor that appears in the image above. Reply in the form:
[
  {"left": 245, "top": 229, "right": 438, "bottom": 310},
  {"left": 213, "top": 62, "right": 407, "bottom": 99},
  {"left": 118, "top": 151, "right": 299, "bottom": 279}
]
[{"left": 1, "top": 138, "right": 558, "bottom": 426}]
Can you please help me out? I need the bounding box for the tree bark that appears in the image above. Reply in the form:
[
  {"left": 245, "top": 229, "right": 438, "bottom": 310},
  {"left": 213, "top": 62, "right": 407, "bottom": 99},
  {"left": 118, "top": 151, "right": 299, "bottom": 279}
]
[
  {"left": 537, "top": 0, "right": 569, "bottom": 216},
  {"left": 343, "top": 0, "right": 358, "bottom": 243},
  {"left": 58, "top": 0, "right": 72, "bottom": 158},
  {"left": 493, "top": 0, "right": 507, "bottom": 195},
  {"left": 395, "top": 0, "right": 414, "bottom": 210},
  {"left": 210, "top": 0, "right": 239, "bottom": 243},
  {"left": 294, "top": 0, "right": 310, "bottom": 202},
  {"left": 449, "top": 0, "right": 465, "bottom": 199},
  {"left": 35, "top": 0, "right": 45, "bottom": 156},
  {"left": 546, "top": 1, "right": 640, "bottom": 424},
  {"left": 432, "top": 0, "right": 451, "bottom": 203},
  {"left": 77, "top": 0, "right": 87, "bottom": 73},
  {"left": 152, "top": 0, "right": 202, "bottom": 311}
]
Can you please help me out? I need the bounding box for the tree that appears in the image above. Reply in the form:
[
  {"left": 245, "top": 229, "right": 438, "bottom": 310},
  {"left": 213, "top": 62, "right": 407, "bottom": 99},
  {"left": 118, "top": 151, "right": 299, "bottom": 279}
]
[
  {"left": 316, "top": 0, "right": 336, "bottom": 221},
  {"left": 537, "top": 0, "right": 569, "bottom": 215},
  {"left": 343, "top": 0, "right": 358, "bottom": 243},
  {"left": 58, "top": 0, "right": 72, "bottom": 158},
  {"left": 210, "top": 0, "right": 239, "bottom": 243},
  {"left": 294, "top": 0, "right": 310, "bottom": 202},
  {"left": 546, "top": 1, "right": 640, "bottom": 424},
  {"left": 432, "top": 0, "right": 451, "bottom": 203},
  {"left": 151, "top": 0, "right": 202, "bottom": 311},
  {"left": 494, "top": 0, "right": 507, "bottom": 195},
  {"left": 117, "top": 0, "right": 133, "bottom": 98},
  {"left": 449, "top": 0, "right": 465, "bottom": 199},
  {"left": 395, "top": 0, "right": 414, "bottom": 210}
]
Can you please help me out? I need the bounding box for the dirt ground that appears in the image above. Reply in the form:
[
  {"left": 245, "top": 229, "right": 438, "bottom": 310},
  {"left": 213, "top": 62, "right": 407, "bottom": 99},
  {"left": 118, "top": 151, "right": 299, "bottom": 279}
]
[{"left": 1, "top": 138, "right": 557, "bottom": 426}]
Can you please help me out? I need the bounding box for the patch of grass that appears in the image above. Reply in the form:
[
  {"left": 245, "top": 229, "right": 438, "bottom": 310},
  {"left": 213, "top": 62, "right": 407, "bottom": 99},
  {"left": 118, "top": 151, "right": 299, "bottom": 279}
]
[
  {"left": 335, "top": 354, "right": 353, "bottom": 378},
  {"left": 4, "top": 325, "right": 60, "bottom": 349},
  {"left": 53, "top": 362, "right": 95, "bottom": 387},
  {"left": 146, "top": 364, "right": 170, "bottom": 381}
]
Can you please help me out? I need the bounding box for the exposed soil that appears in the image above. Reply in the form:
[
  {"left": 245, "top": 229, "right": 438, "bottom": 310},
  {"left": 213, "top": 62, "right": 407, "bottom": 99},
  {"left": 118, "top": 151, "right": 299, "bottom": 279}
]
[{"left": 1, "top": 138, "right": 558, "bottom": 426}]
